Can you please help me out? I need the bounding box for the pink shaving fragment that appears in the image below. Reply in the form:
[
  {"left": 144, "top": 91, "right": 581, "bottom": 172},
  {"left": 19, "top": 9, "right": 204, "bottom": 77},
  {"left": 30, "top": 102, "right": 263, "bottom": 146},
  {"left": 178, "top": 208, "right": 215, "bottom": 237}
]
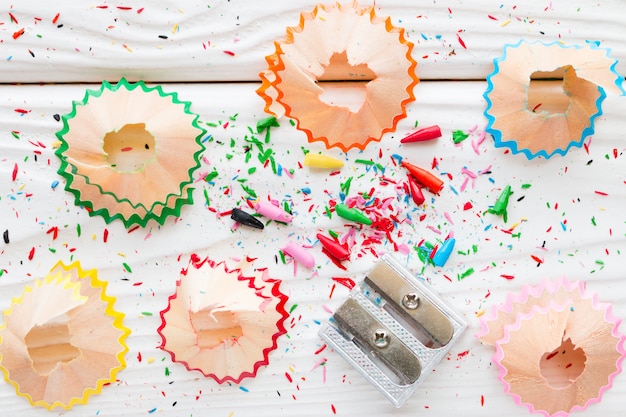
[
  {"left": 397, "top": 243, "right": 411, "bottom": 254},
  {"left": 426, "top": 225, "right": 442, "bottom": 235}
]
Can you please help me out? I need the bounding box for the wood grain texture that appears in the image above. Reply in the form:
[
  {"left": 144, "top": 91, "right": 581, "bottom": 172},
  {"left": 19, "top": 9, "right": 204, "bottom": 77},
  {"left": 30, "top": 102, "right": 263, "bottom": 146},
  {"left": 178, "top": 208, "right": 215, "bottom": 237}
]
[
  {"left": 0, "top": 80, "right": 624, "bottom": 417},
  {"left": 0, "top": 0, "right": 625, "bottom": 82},
  {"left": 1, "top": 1, "right": 625, "bottom": 416}
]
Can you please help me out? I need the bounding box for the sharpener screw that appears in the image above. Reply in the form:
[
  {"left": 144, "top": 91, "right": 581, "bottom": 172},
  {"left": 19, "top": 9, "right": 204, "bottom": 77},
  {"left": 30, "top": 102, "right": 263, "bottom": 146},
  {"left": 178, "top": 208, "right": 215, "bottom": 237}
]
[
  {"left": 402, "top": 292, "right": 420, "bottom": 310},
  {"left": 373, "top": 329, "right": 390, "bottom": 348}
]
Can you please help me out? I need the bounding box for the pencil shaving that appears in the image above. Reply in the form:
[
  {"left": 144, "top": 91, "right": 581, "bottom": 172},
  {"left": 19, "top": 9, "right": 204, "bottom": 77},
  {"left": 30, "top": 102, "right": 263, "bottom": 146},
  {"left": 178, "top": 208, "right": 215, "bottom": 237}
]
[
  {"left": 158, "top": 255, "right": 289, "bottom": 383},
  {"left": 55, "top": 78, "right": 206, "bottom": 228},
  {"left": 0, "top": 261, "right": 129, "bottom": 410},
  {"left": 257, "top": 2, "right": 419, "bottom": 151},
  {"left": 477, "top": 277, "right": 625, "bottom": 417},
  {"left": 484, "top": 40, "right": 625, "bottom": 159}
]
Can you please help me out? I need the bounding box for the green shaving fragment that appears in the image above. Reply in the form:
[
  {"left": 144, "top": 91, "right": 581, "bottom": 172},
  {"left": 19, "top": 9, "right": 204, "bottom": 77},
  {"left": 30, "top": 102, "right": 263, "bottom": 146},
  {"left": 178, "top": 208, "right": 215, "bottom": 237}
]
[
  {"left": 340, "top": 176, "right": 353, "bottom": 197},
  {"left": 488, "top": 185, "right": 512, "bottom": 222},
  {"left": 457, "top": 267, "right": 475, "bottom": 281},
  {"left": 452, "top": 130, "right": 469, "bottom": 144},
  {"left": 240, "top": 184, "right": 257, "bottom": 199},
  {"left": 205, "top": 170, "right": 219, "bottom": 183}
]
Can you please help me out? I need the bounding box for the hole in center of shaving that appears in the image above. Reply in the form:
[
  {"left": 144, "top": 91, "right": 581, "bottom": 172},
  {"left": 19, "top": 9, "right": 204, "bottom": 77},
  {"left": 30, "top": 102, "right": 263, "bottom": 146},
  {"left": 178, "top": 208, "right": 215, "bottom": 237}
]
[
  {"left": 318, "top": 51, "right": 375, "bottom": 113},
  {"left": 527, "top": 67, "right": 572, "bottom": 114},
  {"left": 103, "top": 123, "right": 156, "bottom": 172},
  {"left": 25, "top": 319, "right": 80, "bottom": 375},
  {"left": 191, "top": 309, "right": 244, "bottom": 349},
  {"left": 539, "top": 337, "right": 586, "bottom": 389}
]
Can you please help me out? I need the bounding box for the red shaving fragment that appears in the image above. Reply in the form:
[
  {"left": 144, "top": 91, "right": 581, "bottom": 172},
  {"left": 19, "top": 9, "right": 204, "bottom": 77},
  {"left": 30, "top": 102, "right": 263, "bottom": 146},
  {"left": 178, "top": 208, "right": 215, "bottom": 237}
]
[
  {"left": 463, "top": 201, "right": 473, "bottom": 210},
  {"left": 121, "top": 147, "right": 133, "bottom": 152},
  {"left": 545, "top": 350, "right": 558, "bottom": 360},
  {"left": 46, "top": 226, "right": 59, "bottom": 240},
  {"left": 488, "top": 14, "right": 497, "bottom": 20},
  {"left": 314, "top": 344, "right": 327, "bottom": 355},
  {"left": 481, "top": 395, "right": 485, "bottom": 406},
  {"left": 103, "top": 228, "right": 109, "bottom": 242},
  {"left": 594, "top": 190, "right": 608, "bottom": 196},
  {"left": 613, "top": 148, "right": 618, "bottom": 159},
  {"left": 133, "top": 282, "right": 143, "bottom": 286},
  {"left": 285, "top": 372, "right": 293, "bottom": 383},
  {"left": 531, "top": 255, "right": 544, "bottom": 264},
  {"left": 12, "top": 163, "right": 18, "bottom": 181},
  {"left": 457, "top": 349, "right": 469, "bottom": 359},
  {"left": 14, "top": 108, "right": 30, "bottom": 114},
  {"left": 137, "top": 352, "right": 142, "bottom": 362},
  {"left": 429, "top": 244, "right": 439, "bottom": 259},
  {"left": 117, "top": 6, "right": 132, "bottom": 10},
  {"left": 323, "top": 250, "right": 347, "bottom": 270},
  {"left": 9, "top": 12, "right": 18, "bottom": 23},
  {"left": 500, "top": 274, "right": 515, "bottom": 280},
  {"left": 431, "top": 157, "right": 438, "bottom": 169},
  {"left": 331, "top": 277, "right": 356, "bottom": 290},
  {"left": 331, "top": 404, "right": 337, "bottom": 414},
  {"left": 96, "top": 5, "right": 109, "bottom": 8},
  {"left": 137, "top": 7, "right": 144, "bottom": 14},
  {"left": 456, "top": 32, "right": 467, "bottom": 49},
  {"left": 28, "top": 246, "right": 35, "bottom": 260},
  {"left": 223, "top": 50, "right": 235, "bottom": 56},
  {"left": 52, "top": 13, "right": 60, "bottom": 24}
]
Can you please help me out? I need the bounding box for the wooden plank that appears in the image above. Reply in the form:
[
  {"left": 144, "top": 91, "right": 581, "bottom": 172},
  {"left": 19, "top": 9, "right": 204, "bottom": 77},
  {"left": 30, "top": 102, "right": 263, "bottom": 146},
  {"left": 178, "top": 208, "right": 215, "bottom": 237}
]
[
  {"left": 0, "top": 81, "right": 624, "bottom": 416},
  {"left": 0, "top": 0, "right": 624, "bottom": 82}
]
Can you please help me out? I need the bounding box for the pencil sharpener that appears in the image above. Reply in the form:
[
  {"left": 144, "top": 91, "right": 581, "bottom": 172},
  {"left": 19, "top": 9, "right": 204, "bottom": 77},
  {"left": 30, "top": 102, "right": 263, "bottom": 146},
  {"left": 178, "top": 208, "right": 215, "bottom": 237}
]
[{"left": 319, "top": 254, "right": 466, "bottom": 407}]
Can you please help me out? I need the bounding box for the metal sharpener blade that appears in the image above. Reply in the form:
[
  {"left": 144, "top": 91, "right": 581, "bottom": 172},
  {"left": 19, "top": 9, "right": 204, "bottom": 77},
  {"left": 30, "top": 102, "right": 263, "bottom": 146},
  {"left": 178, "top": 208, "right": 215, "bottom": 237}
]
[
  {"left": 319, "top": 254, "right": 466, "bottom": 407},
  {"left": 334, "top": 298, "right": 422, "bottom": 385}
]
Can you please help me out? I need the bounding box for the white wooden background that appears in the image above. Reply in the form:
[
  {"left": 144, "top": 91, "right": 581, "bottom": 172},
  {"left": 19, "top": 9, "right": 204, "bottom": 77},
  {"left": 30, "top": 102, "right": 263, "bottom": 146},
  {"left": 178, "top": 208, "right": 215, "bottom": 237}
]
[{"left": 1, "top": 1, "right": 625, "bottom": 417}]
